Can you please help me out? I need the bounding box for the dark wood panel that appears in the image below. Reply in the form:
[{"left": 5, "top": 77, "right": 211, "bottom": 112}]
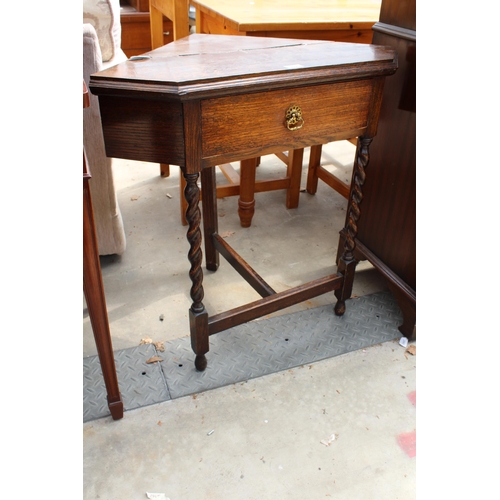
[
  {"left": 379, "top": 0, "right": 416, "bottom": 31},
  {"left": 357, "top": 31, "right": 416, "bottom": 289},
  {"left": 341, "top": 0, "right": 416, "bottom": 337},
  {"left": 98, "top": 96, "right": 186, "bottom": 165},
  {"left": 251, "top": 30, "right": 373, "bottom": 44}
]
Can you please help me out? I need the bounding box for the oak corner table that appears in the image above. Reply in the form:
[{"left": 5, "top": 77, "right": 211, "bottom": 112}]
[{"left": 89, "top": 34, "right": 397, "bottom": 372}]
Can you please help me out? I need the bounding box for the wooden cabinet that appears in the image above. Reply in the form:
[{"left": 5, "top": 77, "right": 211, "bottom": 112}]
[
  {"left": 120, "top": 0, "right": 174, "bottom": 57},
  {"left": 339, "top": 0, "right": 416, "bottom": 338}
]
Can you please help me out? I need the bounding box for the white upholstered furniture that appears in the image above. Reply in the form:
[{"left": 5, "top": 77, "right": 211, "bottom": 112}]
[{"left": 83, "top": 0, "right": 127, "bottom": 255}]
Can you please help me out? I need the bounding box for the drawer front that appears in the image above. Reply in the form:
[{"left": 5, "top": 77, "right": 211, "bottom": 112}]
[{"left": 201, "top": 80, "right": 373, "bottom": 162}]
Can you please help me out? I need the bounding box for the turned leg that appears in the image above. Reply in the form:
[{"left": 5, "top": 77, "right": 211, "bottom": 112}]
[
  {"left": 183, "top": 169, "right": 209, "bottom": 371},
  {"left": 335, "top": 137, "right": 372, "bottom": 315},
  {"left": 238, "top": 157, "right": 258, "bottom": 227}
]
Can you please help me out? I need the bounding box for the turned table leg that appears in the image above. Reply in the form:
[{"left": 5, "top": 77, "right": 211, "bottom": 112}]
[
  {"left": 238, "top": 157, "right": 258, "bottom": 227},
  {"left": 183, "top": 170, "right": 210, "bottom": 371},
  {"left": 335, "top": 137, "right": 372, "bottom": 315}
]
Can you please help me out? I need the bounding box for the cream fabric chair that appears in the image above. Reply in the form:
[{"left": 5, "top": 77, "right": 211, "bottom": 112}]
[{"left": 83, "top": 0, "right": 127, "bottom": 255}]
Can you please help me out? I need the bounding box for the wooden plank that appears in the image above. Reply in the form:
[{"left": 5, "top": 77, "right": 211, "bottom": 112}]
[
  {"left": 218, "top": 163, "right": 239, "bottom": 184},
  {"left": 208, "top": 274, "right": 343, "bottom": 335},
  {"left": 215, "top": 177, "right": 290, "bottom": 198},
  {"left": 213, "top": 234, "right": 276, "bottom": 297},
  {"left": 316, "top": 166, "right": 350, "bottom": 199}
]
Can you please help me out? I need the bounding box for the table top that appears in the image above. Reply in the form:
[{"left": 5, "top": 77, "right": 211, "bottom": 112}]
[
  {"left": 90, "top": 34, "right": 396, "bottom": 100},
  {"left": 191, "top": 0, "right": 382, "bottom": 32}
]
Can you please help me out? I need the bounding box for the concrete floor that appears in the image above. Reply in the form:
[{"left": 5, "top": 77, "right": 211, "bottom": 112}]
[{"left": 83, "top": 141, "right": 416, "bottom": 499}]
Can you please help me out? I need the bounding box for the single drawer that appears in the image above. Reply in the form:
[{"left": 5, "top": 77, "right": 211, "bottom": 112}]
[{"left": 201, "top": 79, "right": 373, "bottom": 163}]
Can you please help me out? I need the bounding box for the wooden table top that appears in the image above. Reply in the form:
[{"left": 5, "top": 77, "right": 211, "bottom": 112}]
[
  {"left": 90, "top": 34, "right": 396, "bottom": 100},
  {"left": 190, "top": 0, "right": 382, "bottom": 32}
]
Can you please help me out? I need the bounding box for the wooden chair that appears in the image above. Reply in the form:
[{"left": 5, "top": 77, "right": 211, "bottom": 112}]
[
  {"left": 306, "top": 139, "right": 358, "bottom": 200},
  {"left": 149, "top": 0, "right": 305, "bottom": 227},
  {"left": 181, "top": 150, "right": 304, "bottom": 227},
  {"left": 150, "top": 0, "right": 191, "bottom": 178}
]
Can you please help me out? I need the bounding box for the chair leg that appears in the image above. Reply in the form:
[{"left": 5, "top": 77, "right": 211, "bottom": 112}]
[
  {"left": 286, "top": 148, "right": 304, "bottom": 209},
  {"left": 306, "top": 144, "right": 323, "bottom": 194},
  {"left": 238, "top": 158, "right": 258, "bottom": 227},
  {"left": 149, "top": 2, "right": 165, "bottom": 50},
  {"left": 160, "top": 163, "right": 170, "bottom": 177}
]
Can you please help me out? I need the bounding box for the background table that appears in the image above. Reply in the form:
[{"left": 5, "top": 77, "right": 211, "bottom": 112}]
[{"left": 191, "top": 0, "right": 382, "bottom": 43}]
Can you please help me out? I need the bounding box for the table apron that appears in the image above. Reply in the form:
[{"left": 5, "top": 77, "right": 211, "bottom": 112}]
[
  {"left": 98, "top": 96, "right": 186, "bottom": 166},
  {"left": 97, "top": 79, "right": 373, "bottom": 168}
]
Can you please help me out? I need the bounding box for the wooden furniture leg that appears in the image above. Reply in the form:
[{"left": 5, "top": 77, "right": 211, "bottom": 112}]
[
  {"left": 160, "top": 163, "right": 170, "bottom": 177},
  {"left": 183, "top": 169, "right": 209, "bottom": 371},
  {"left": 83, "top": 151, "right": 124, "bottom": 420},
  {"left": 306, "top": 144, "right": 322, "bottom": 195},
  {"left": 286, "top": 148, "right": 304, "bottom": 208},
  {"left": 334, "top": 136, "right": 373, "bottom": 315},
  {"left": 150, "top": 0, "right": 190, "bottom": 43},
  {"left": 307, "top": 143, "right": 352, "bottom": 200},
  {"left": 387, "top": 282, "right": 416, "bottom": 340},
  {"left": 150, "top": 0, "right": 165, "bottom": 48},
  {"left": 238, "top": 157, "right": 258, "bottom": 228}
]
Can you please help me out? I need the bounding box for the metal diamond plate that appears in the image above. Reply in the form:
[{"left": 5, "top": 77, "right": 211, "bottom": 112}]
[
  {"left": 83, "top": 291, "right": 403, "bottom": 421},
  {"left": 83, "top": 344, "right": 170, "bottom": 422},
  {"left": 160, "top": 291, "right": 403, "bottom": 398}
]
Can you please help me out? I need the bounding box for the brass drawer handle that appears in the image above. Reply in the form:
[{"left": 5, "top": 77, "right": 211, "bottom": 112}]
[{"left": 285, "top": 105, "right": 304, "bottom": 131}]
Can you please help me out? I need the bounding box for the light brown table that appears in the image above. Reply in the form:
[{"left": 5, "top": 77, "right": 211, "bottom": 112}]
[
  {"left": 191, "top": 0, "right": 382, "bottom": 44},
  {"left": 150, "top": 0, "right": 190, "bottom": 48}
]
